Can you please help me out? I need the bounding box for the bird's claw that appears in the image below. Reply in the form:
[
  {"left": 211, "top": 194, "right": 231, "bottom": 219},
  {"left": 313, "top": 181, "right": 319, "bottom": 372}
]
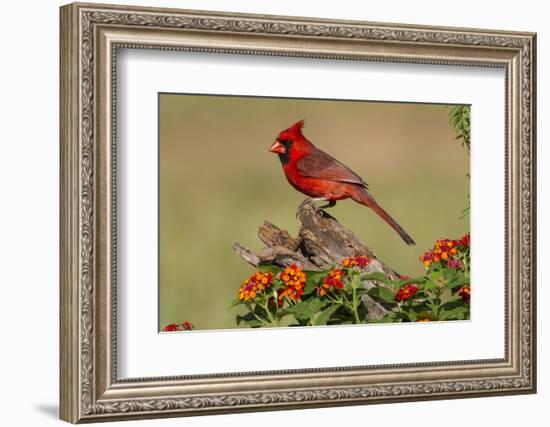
[
  {"left": 296, "top": 198, "right": 337, "bottom": 220},
  {"left": 317, "top": 208, "right": 337, "bottom": 220},
  {"left": 310, "top": 202, "right": 336, "bottom": 220}
]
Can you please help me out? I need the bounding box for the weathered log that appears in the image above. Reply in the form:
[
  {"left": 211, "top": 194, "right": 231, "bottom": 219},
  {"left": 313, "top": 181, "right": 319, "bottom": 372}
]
[{"left": 232, "top": 200, "right": 399, "bottom": 320}]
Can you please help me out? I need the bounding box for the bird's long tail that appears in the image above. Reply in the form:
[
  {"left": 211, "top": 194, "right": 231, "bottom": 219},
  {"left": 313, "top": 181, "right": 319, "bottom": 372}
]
[{"left": 350, "top": 187, "right": 416, "bottom": 246}]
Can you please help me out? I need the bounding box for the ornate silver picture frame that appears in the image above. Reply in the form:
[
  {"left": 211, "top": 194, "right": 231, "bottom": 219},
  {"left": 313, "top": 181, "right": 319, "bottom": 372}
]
[{"left": 60, "top": 2, "right": 536, "bottom": 423}]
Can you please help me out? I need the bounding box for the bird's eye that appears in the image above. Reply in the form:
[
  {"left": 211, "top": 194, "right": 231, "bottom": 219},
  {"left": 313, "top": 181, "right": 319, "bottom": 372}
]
[{"left": 280, "top": 139, "right": 292, "bottom": 148}]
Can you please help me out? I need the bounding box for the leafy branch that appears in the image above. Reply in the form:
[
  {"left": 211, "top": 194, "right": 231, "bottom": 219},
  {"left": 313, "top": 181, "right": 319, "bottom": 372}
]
[
  {"left": 448, "top": 105, "right": 470, "bottom": 153},
  {"left": 448, "top": 105, "right": 471, "bottom": 219}
]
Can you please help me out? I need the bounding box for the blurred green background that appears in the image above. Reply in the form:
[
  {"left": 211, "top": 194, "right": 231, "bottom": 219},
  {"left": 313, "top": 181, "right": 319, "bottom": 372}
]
[{"left": 159, "top": 94, "right": 470, "bottom": 330}]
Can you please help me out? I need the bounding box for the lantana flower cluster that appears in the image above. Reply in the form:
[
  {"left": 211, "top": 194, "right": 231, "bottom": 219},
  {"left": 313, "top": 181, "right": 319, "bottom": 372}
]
[
  {"left": 420, "top": 232, "right": 470, "bottom": 269},
  {"left": 238, "top": 271, "right": 274, "bottom": 302},
  {"left": 237, "top": 264, "right": 307, "bottom": 304},
  {"left": 317, "top": 268, "right": 345, "bottom": 296},
  {"left": 162, "top": 320, "right": 194, "bottom": 332},
  {"left": 234, "top": 264, "right": 309, "bottom": 327},
  {"left": 395, "top": 283, "right": 419, "bottom": 302},
  {"left": 342, "top": 255, "right": 371, "bottom": 268},
  {"left": 277, "top": 264, "right": 306, "bottom": 302},
  {"left": 316, "top": 256, "right": 371, "bottom": 297}
]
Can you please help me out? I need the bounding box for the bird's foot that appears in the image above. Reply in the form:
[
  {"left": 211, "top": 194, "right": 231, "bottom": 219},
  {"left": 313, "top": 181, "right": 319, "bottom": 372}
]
[
  {"left": 299, "top": 198, "right": 335, "bottom": 209},
  {"left": 316, "top": 208, "right": 337, "bottom": 220},
  {"left": 313, "top": 199, "right": 336, "bottom": 219},
  {"left": 297, "top": 198, "right": 337, "bottom": 220},
  {"left": 318, "top": 200, "right": 336, "bottom": 210}
]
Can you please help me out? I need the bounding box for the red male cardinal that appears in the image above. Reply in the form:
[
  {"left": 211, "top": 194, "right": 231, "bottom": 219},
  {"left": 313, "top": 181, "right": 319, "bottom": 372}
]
[{"left": 269, "top": 119, "right": 415, "bottom": 245}]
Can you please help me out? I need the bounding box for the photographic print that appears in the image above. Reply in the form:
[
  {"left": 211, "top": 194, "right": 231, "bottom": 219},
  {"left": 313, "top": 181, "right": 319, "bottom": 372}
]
[{"left": 159, "top": 94, "right": 471, "bottom": 331}]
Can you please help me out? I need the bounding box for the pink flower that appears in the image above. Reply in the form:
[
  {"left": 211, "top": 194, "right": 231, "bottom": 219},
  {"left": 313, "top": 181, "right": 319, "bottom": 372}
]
[{"left": 447, "top": 258, "right": 463, "bottom": 269}]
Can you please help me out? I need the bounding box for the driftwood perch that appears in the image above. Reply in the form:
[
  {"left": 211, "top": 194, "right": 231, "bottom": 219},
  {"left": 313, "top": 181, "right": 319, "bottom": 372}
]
[{"left": 233, "top": 200, "right": 400, "bottom": 320}]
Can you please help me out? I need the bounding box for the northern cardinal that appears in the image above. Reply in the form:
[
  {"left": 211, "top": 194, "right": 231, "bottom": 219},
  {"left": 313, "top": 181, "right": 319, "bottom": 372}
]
[{"left": 269, "top": 120, "right": 415, "bottom": 245}]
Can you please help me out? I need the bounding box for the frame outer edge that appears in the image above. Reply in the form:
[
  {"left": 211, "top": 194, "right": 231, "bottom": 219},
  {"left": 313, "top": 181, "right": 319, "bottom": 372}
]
[
  {"left": 60, "top": 3, "right": 81, "bottom": 424},
  {"left": 528, "top": 33, "right": 537, "bottom": 393},
  {"left": 60, "top": 2, "right": 537, "bottom": 422}
]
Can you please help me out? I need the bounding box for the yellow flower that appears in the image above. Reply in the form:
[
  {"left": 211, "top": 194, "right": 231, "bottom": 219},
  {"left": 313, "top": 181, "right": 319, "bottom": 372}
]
[
  {"left": 238, "top": 271, "right": 273, "bottom": 301},
  {"left": 341, "top": 256, "right": 371, "bottom": 268},
  {"left": 278, "top": 264, "right": 306, "bottom": 301},
  {"left": 317, "top": 268, "right": 346, "bottom": 296}
]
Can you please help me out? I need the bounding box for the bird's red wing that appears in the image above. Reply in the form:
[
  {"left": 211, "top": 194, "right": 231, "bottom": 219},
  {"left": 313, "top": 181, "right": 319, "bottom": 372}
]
[{"left": 296, "top": 149, "right": 369, "bottom": 189}]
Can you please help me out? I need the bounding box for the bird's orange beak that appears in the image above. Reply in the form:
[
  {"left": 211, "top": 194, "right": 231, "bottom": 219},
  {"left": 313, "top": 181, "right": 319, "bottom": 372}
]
[{"left": 270, "top": 140, "right": 285, "bottom": 154}]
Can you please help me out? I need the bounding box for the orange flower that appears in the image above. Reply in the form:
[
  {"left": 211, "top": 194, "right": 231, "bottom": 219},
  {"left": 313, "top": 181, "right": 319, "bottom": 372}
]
[
  {"left": 238, "top": 271, "right": 273, "bottom": 302},
  {"left": 395, "top": 284, "right": 419, "bottom": 302},
  {"left": 420, "top": 236, "right": 465, "bottom": 269},
  {"left": 342, "top": 256, "right": 370, "bottom": 268},
  {"left": 317, "top": 268, "right": 345, "bottom": 296},
  {"left": 458, "top": 285, "right": 470, "bottom": 303},
  {"left": 420, "top": 251, "right": 435, "bottom": 268},
  {"left": 278, "top": 264, "right": 306, "bottom": 301},
  {"left": 181, "top": 320, "right": 194, "bottom": 331}
]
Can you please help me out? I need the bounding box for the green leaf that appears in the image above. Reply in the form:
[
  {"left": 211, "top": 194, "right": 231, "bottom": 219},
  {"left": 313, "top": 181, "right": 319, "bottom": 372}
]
[
  {"left": 429, "top": 268, "right": 443, "bottom": 280},
  {"left": 439, "top": 306, "right": 469, "bottom": 321},
  {"left": 253, "top": 304, "right": 268, "bottom": 319},
  {"left": 325, "top": 306, "right": 355, "bottom": 325},
  {"left": 367, "top": 286, "right": 396, "bottom": 304},
  {"left": 440, "top": 299, "right": 466, "bottom": 310},
  {"left": 307, "top": 297, "right": 326, "bottom": 313},
  {"left": 448, "top": 276, "right": 470, "bottom": 292},
  {"left": 399, "top": 276, "right": 426, "bottom": 286},
  {"left": 389, "top": 311, "right": 408, "bottom": 322},
  {"left": 229, "top": 298, "right": 243, "bottom": 309},
  {"left": 357, "top": 304, "right": 368, "bottom": 322},
  {"left": 304, "top": 271, "right": 326, "bottom": 295},
  {"left": 314, "top": 304, "right": 342, "bottom": 326},
  {"left": 361, "top": 272, "right": 391, "bottom": 284},
  {"left": 448, "top": 105, "right": 470, "bottom": 152},
  {"left": 258, "top": 264, "right": 282, "bottom": 275},
  {"left": 426, "top": 300, "right": 439, "bottom": 312},
  {"left": 236, "top": 313, "right": 263, "bottom": 327},
  {"left": 406, "top": 310, "right": 417, "bottom": 322},
  {"left": 281, "top": 298, "right": 326, "bottom": 321},
  {"left": 246, "top": 320, "right": 264, "bottom": 328},
  {"left": 459, "top": 206, "right": 470, "bottom": 219}
]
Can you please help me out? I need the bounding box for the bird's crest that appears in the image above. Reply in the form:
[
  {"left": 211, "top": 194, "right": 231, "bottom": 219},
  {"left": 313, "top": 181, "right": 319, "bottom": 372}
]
[
  {"left": 288, "top": 119, "right": 305, "bottom": 135},
  {"left": 277, "top": 119, "right": 306, "bottom": 142}
]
